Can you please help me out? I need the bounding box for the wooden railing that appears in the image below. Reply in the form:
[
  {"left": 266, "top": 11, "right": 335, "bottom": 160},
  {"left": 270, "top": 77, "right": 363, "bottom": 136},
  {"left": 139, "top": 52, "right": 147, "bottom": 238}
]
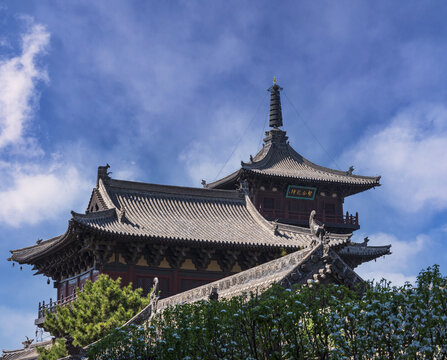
[
  {"left": 260, "top": 209, "right": 359, "bottom": 226},
  {"left": 37, "top": 292, "right": 77, "bottom": 319}
]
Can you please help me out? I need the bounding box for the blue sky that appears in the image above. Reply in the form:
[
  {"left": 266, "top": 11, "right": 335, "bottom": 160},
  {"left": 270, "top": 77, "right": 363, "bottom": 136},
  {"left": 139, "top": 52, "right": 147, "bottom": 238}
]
[{"left": 1, "top": 0, "right": 447, "bottom": 350}]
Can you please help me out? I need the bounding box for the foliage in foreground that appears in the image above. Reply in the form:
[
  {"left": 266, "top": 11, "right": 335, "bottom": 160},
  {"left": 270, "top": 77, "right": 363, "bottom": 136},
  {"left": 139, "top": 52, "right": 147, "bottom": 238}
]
[
  {"left": 88, "top": 266, "right": 447, "bottom": 360},
  {"left": 42, "top": 274, "right": 150, "bottom": 349},
  {"left": 36, "top": 338, "right": 68, "bottom": 360}
]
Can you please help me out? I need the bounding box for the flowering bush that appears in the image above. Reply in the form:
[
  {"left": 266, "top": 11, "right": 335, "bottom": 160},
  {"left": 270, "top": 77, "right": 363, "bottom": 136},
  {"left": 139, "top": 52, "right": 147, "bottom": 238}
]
[{"left": 88, "top": 266, "right": 447, "bottom": 360}]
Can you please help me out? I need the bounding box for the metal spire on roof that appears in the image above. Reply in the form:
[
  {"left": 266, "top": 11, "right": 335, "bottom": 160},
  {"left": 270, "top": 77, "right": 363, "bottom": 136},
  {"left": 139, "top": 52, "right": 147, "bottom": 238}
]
[{"left": 267, "top": 77, "right": 283, "bottom": 129}]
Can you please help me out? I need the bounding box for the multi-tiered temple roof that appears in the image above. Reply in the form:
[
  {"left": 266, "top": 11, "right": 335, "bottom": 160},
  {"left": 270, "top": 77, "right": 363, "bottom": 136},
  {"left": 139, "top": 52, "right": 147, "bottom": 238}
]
[
  {"left": 12, "top": 171, "right": 386, "bottom": 278},
  {"left": 9, "top": 169, "right": 390, "bottom": 281},
  {"left": 209, "top": 130, "right": 380, "bottom": 193},
  {"left": 209, "top": 82, "right": 380, "bottom": 194}
]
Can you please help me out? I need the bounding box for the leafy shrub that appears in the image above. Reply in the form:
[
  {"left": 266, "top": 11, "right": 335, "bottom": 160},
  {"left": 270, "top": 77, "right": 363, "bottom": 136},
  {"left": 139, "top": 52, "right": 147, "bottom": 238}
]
[{"left": 88, "top": 266, "right": 447, "bottom": 360}]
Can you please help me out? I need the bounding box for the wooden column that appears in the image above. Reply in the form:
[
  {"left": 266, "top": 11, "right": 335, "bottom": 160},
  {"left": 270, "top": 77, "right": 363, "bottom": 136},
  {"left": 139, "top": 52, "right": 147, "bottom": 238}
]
[
  {"left": 172, "top": 270, "right": 179, "bottom": 294},
  {"left": 129, "top": 265, "right": 135, "bottom": 288}
]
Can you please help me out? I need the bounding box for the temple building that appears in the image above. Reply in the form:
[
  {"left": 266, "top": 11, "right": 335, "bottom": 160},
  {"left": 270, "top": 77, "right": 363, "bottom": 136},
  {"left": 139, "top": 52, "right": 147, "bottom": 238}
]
[
  {"left": 208, "top": 82, "right": 380, "bottom": 233},
  {"left": 7, "top": 80, "right": 391, "bottom": 332}
]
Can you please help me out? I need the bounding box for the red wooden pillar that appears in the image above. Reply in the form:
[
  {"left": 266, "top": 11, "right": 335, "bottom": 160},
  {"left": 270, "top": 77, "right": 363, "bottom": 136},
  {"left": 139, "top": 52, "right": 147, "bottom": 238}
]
[
  {"left": 173, "top": 270, "right": 179, "bottom": 294},
  {"left": 129, "top": 265, "right": 135, "bottom": 288}
]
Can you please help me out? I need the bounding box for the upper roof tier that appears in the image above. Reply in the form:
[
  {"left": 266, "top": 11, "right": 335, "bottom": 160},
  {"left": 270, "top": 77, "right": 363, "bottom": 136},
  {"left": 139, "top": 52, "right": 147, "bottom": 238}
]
[{"left": 208, "top": 81, "right": 381, "bottom": 195}]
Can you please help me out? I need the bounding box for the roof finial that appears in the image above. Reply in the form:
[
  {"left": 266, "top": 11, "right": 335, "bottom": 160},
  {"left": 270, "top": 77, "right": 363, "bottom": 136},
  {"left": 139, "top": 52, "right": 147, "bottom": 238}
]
[
  {"left": 97, "top": 164, "right": 111, "bottom": 186},
  {"left": 267, "top": 80, "right": 283, "bottom": 129}
]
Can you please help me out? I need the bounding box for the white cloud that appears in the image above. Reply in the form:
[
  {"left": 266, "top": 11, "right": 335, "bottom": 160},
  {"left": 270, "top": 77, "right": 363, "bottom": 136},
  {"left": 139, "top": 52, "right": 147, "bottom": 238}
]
[
  {"left": 356, "top": 232, "right": 429, "bottom": 286},
  {"left": 0, "top": 20, "right": 91, "bottom": 227},
  {"left": 342, "top": 104, "right": 447, "bottom": 213},
  {"left": 0, "top": 165, "right": 89, "bottom": 227},
  {"left": 0, "top": 22, "right": 49, "bottom": 149}
]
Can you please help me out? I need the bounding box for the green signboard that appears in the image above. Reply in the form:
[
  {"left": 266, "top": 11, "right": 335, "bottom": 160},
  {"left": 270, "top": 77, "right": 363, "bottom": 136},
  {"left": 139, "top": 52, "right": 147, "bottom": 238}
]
[{"left": 286, "top": 185, "right": 317, "bottom": 200}]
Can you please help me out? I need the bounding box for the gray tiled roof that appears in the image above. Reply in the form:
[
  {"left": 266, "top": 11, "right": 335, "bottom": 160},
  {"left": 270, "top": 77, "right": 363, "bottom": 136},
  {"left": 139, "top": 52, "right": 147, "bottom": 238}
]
[
  {"left": 208, "top": 129, "right": 380, "bottom": 190},
  {"left": 12, "top": 178, "right": 353, "bottom": 263},
  {"left": 339, "top": 243, "right": 391, "bottom": 258},
  {"left": 1, "top": 340, "right": 52, "bottom": 360},
  {"left": 246, "top": 147, "right": 379, "bottom": 185},
  {"left": 72, "top": 178, "right": 315, "bottom": 248},
  {"left": 9, "top": 235, "right": 65, "bottom": 263}
]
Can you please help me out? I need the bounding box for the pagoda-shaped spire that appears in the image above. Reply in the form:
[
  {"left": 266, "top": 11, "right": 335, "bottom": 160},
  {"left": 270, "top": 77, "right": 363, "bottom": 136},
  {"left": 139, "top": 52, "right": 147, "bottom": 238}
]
[{"left": 268, "top": 77, "right": 283, "bottom": 128}]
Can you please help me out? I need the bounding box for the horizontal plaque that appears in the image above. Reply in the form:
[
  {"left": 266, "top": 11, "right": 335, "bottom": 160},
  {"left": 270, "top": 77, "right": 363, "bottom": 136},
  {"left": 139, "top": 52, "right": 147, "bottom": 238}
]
[{"left": 286, "top": 185, "right": 316, "bottom": 200}]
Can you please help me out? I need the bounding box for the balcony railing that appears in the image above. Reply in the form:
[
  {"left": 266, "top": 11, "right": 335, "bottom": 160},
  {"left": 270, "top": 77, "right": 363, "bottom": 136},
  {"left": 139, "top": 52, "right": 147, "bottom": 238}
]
[
  {"left": 37, "top": 292, "right": 77, "bottom": 320},
  {"left": 260, "top": 209, "right": 359, "bottom": 226}
]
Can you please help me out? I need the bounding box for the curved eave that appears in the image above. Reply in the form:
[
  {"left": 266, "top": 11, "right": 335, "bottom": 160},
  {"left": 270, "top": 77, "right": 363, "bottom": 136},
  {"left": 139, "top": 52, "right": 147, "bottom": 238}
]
[
  {"left": 108, "top": 177, "right": 245, "bottom": 200},
  {"left": 287, "top": 145, "right": 380, "bottom": 183},
  {"left": 8, "top": 209, "right": 118, "bottom": 264},
  {"left": 276, "top": 222, "right": 352, "bottom": 249},
  {"left": 338, "top": 244, "right": 391, "bottom": 268},
  {"left": 243, "top": 169, "right": 380, "bottom": 193},
  {"left": 9, "top": 229, "right": 74, "bottom": 265},
  {"left": 240, "top": 139, "right": 380, "bottom": 191},
  {"left": 71, "top": 217, "right": 303, "bottom": 251},
  {"left": 208, "top": 168, "right": 380, "bottom": 194},
  {"left": 207, "top": 169, "right": 242, "bottom": 189}
]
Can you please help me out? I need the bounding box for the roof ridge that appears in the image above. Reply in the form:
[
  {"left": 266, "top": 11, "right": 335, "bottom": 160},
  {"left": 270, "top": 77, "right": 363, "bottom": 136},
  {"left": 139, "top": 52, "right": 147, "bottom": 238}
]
[
  {"left": 348, "top": 243, "right": 391, "bottom": 249},
  {"left": 242, "top": 143, "right": 275, "bottom": 169},
  {"left": 71, "top": 208, "right": 116, "bottom": 220},
  {"left": 107, "top": 178, "right": 245, "bottom": 200},
  {"left": 98, "top": 178, "right": 117, "bottom": 209},
  {"left": 244, "top": 194, "right": 275, "bottom": 233},
  {"left": 276, "top": 222, "right": 312, "bottom": 234},
  {"left": 206, "top": 169, "right": 241, "bottom": 189}
]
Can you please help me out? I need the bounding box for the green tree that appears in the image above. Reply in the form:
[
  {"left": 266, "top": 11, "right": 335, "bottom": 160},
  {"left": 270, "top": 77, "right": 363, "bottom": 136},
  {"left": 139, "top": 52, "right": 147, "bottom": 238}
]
[
  {"left": 36, "top": 338, "right": 68, "bottom": 360},
  {"left": 43, "top": 274, "right": 150, "bottom": 347}
]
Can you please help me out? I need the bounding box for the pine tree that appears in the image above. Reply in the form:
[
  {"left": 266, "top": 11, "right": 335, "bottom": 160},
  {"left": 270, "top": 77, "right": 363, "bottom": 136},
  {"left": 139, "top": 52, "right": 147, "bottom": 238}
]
[{"left": 43, "top": 274, "right": 150, "bottom": 347}]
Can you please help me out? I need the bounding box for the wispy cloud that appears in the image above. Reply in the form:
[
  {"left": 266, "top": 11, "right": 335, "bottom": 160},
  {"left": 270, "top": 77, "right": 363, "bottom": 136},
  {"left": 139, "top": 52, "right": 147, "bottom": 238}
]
[
  {"left": 342, "top": 103, "right": 447, "bottom": 213},
  {"left": 357, "top": 232, "right": 429, "bottom": 285},
  {"left": 0, "top": 164, "right": 89, "bottom": 227},
  {"left": 0, "top": 22, "right": 49, "bottom": 150},
  {"left": 0, "top": 19, "right": 89, "bottom": 227}
]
